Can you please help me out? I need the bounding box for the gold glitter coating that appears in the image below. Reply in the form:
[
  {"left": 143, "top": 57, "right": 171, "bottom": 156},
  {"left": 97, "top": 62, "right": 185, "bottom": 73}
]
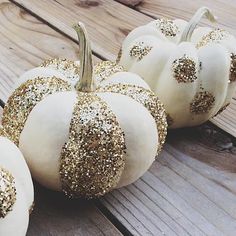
[
  {"left": 2, "top": 77, "right": 71, "bottom": 145},
  {"left": 29, "top": 202, "right": 35, "bottom": 214},
  {"left": 98, "top": 84, "right": 167, "bottom": 155},
  {"left": 0, "top": 127, "right": 7, "bottom": 137},
  {"left": 155, "top": 18, "right": 179, "bottom": 37},
  {"left": 129, "top": 42, "right": 153, "bottom": 61},
  {"left": 0, "top": 167, "right": 16, "bottom": 218},
  {"left": 60, "top": 93, "right": 125, "bottom": 198},
  {"left": 166, "top": 114, "right": 174, "bottom": 126},
  {"left": 41, "top": 58, "right": 80, "bottom": 83},
  {"left": 116, "top": 48, "right": 123, "bottom": 64},
  {"left": 190, "top": 91, "right": 215, "bottom": 114},
  {"left": 214, "top": 103, "right": 230, "bottom": 117},
  {"left": 229, "top": 53, "right": 236, "bottom": 83},
  {"left": 196, "top": 29, "right": 229, "bottom": 48},
  {"left": 94, "top": 61, "right": 124, "bottom": 83},
  {"left": 172, "top": 55, "right": 198, "bottom": 83}
]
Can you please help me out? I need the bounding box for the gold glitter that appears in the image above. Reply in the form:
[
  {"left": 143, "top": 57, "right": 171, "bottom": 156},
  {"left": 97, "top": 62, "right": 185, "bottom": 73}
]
[
  {"left": 0, "top": 127, "right": 7, "bottom": 137},
  {"left": 0, "top": 167, "right": 16, "bottom": 218},
  {"left": 29, "top": 202, "right": 35, "bottom": 214},
  {"left": 41, "top": 58, "right": 80, "bottom": 83},
  {"left": 190, "top": 91, "right": 215, "bottom": 114},
  {"left": 166, "top": 114, "right": 174, "bottom": 126},
  {"left": 94, "top": 61, "right": 124, "bottom": 83},
  {"left": 172, "top": 55, "right": 197, "bottom": 83},
  {"left": 60, "top": 93, "right": 125, "bottom": 198},
  {"left": 196, "top": 29, "right": 229, "bottom": 48},
  {"left": 2, "top": 77, "right": 71, "bottom": 145},
  {"left": 129, "top": 42, "right": 153, "bottom": 61},
  {"left": 98, "top": 84, "right": 167, "bottom": 155},
  {"left": 214, "top": 103, "right": 230, "bottom": 117},
  {"left": 229, "top": 53, "right": 236, "bottom": 83},
  {"left": 155, "top": 18, "right": 179, "bottom": 37},
  {"left": 116, "top": 48, "right": 122, "bottom": 64}
]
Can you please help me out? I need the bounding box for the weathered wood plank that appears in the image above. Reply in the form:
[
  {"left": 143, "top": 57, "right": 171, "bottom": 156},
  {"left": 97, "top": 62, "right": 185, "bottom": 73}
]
[
  {"left": 10, "top": 0, "right": 236, "bottom": 136},
  {"left": 0, "top": 2, "right": 122, "bottom": 235},
  {"left": 10, "top": 0, "right": 151, "bottom": 60}
]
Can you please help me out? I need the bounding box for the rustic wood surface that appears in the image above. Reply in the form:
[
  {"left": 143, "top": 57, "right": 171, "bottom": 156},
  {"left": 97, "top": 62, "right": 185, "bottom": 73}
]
[{"left": 0, "top": 0, "right": 236, "bottom": 235}]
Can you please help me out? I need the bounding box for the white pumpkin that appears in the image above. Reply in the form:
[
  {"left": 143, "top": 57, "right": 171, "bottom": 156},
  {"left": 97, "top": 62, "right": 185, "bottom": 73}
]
[
  {"left": 0, "top": 128, "right": 34, "bottom": 236},
  {"left": 2, "top": 23, "right": 167, "bottom": 198},
  {"left": 118, "top": 7, "right": 236, "bottom": 128}
]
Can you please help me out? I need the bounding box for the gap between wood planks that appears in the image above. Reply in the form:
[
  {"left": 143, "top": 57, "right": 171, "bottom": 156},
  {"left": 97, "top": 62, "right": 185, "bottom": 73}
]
[{"left": 1, "top": 1, "right": 236, "bottom": 235}]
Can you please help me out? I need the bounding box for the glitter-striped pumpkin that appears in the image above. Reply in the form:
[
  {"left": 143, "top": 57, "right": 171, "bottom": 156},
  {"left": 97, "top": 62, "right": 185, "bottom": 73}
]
[
  {"left": 2, "top": 23, "right": 167, "bottom": 199},
  {"left": 0, "top": 127, "right": 34, "bottom": 236},
  {"left": 118, "top": 7, "right": 236, "bottom": 128}
]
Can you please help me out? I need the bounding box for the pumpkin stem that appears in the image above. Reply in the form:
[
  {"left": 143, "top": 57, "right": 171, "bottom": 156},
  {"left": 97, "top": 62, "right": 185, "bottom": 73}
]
[
  {"left": 179, "top": 7, "right": 217, "bottom": 42},
  {"left": 73, "top": 22, "right": 96, "bottom": 92}
]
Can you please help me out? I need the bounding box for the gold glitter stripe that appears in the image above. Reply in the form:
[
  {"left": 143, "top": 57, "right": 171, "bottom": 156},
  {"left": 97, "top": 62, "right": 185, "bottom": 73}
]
[
  {"left": 196, "top": 29, "right": 229, "bottom": 49},
  {"left": 2, "top": 77, "right": 71, "bottom": 145},
  {"left": 94, "top": 61, "right": 124, "bottom": 83},
  {"left": 129, "top": 42, "right": 153, "bottom": 61},
  {"left": 155, "top": 18, "right": 179, "bottom": 37},
  {"left": 41, "top": 58, "right": 80, "bottom": 83},
  {"left": 0, "top": 167, "right": 16, "bottom": 218},
  {"left": 190, "top": 91, "right": 215, "bottom": 114},
  {"left": 60, "top": 93, "right": 125, "bottom": 199},
  {"left": 97, "top": 84, "right": 167, "bottom": 155},
  {"left": 0, "top": 127, "right": 7, "bottom": 137}
]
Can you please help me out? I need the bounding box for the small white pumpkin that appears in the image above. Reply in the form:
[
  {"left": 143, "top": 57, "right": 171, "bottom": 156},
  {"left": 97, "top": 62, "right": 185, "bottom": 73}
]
[
  {"left": 0, "top": 128, "right": 34, "bottom": 236},
  {"left": 2, "top": 23, "right": 167, "bottom": 198},
  {"left": 118, "top": 7, "right": 236, "bottom": 128}
]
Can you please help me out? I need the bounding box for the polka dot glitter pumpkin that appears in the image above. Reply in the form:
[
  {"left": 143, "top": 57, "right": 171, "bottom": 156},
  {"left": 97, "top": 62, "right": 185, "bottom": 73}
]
[
  {"left": 2, "top": 23, "right": 167, "bottom": 199},
  {"left": 0, "top": 127, "right": 34, "bottom": 236},
  {"left": 118, "top": 7, "right": 236, "bottom": 128}
]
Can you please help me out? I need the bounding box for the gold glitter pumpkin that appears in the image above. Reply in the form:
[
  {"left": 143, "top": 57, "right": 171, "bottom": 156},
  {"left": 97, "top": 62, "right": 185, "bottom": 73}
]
[
  {"left": 2, "top": 23, "right": 167, "bottom": 199},
  {"left": 119, "top": 7, "right": 236, "bottom": 128},
  {"left": 0, "top": 127, "right": 34, "bottom": 235}
]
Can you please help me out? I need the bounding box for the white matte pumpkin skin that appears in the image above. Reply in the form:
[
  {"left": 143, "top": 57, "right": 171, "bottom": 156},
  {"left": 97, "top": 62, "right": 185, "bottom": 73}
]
[
  {"left": 12, "top": 61, "right": 162, "bottom": 193},
  {"left": 119, "top": 18, "right": 236, "bottom": 128},
  {"left": 0, "top": 134, "right": 34, "bottom": 236}
]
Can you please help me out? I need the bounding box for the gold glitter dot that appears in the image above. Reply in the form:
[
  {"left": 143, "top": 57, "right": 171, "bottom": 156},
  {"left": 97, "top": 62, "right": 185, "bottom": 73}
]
[
  {"left": 94, "top": 61, "right": 124, "bottom": 83},
  {"left": 214, "top": 103, "right": 230, "bottom": 117},
  {"left": 0, "top": 167, "right": 16, "bottom": 218},
  {"left": 116, "top": 48, "right": 123, "bottom": 64},
  {"left": 60, "top": 93, "right": 125, "bottom": 199},
  {"left": 129, "top": 42, "right": 153, "bottom": 61},
  {"left": 2, "top": 77, "right": 71, "bottom": 145},
  {"left": 41, "top": 58, "right": 80, "bottom": 83},
  {"left": 172, "top": 55, "right": 198, "bottom": 83},
  {"left": 190, "top": 91, "right": 215, "bottom": 114},
  {"left": 155, "top": 18, "right": 179, "bottom": 37},
  {"left": 166, "top": 114, "right": 174, "bottom": 126},
  {"left": 196, "top": 29, "right": 229, "bottom": 48},
  {"left": 98, "top": 83, "right": 167, "bottom": 155},
  {"left": 229, "top": 53, "right": 236, "bottom": 83}
]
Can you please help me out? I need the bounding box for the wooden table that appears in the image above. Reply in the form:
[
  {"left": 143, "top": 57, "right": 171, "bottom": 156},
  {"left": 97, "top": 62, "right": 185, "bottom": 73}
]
[{"left": 0, "top": 1, "right": 236, "bottom": 235}]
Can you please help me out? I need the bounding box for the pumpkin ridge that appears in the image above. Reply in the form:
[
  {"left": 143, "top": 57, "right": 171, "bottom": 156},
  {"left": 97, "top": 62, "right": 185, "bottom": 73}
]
[
  {"left": 97, "top": 83, "right": 167, "bottom": 155},
  {"left": 2, "top": 76, "right": 72, "bottom": 145},
  {"left": 59, "top": 93, "right": 126, "bottom": 198}
]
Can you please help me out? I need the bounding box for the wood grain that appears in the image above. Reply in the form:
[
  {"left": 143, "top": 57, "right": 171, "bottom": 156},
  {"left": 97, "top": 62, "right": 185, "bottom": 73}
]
[
  {"left": 0, "top": 2, "right": 122, "bottom": 235},
  {"left": 10, "top": 0, "right": 236, "bottom": 136}
]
